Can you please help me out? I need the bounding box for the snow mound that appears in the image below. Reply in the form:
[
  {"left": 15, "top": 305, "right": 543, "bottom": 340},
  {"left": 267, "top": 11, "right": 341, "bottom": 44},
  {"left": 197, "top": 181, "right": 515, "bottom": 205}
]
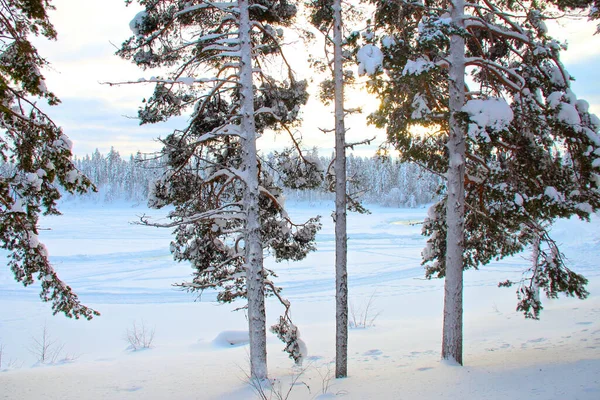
[{"left": 212, "top": 330, "right": 249, "bottom": 347}]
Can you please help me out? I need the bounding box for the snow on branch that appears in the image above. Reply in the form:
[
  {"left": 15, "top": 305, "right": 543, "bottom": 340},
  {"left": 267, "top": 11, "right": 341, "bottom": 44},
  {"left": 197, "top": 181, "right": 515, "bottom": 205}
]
[
  {"left": 137, "top": 205, "right": 245, "bottom": 228},
  {"left": 102, "top": 75, "right": 238, "bottom": 87},
  {"left": 203, "top": 44, "right": 241, "bottom": 53},
  {"left": 465, "top": 57, "right": 525, "bottom": 91},
  {"left": 175, "top": 1, "right": 239, "bottom": 18},
  {"left": 464, "top": 17, "right": 529, "bottom": 43},
  {"left": 403, "top": 57, "right": 436, "bottom": 76},
  {"left": 204, "top": 166, "right": 247, "bottom": 188},
  {"left": 463, "top": 97, "right": 513, "bottom": 142}
]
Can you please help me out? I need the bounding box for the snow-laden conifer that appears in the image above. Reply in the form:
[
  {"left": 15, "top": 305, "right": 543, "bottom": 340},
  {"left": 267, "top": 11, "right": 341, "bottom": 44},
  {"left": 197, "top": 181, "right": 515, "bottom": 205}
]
[
  {"left": 117, "top": 0, "right": 321, "bottom": 379},
  {"left": 365, "top": 0, "right": 600, "bottom": 364},
  {"left": 0, "top": 0, "right": 97, "bottom": 319}
]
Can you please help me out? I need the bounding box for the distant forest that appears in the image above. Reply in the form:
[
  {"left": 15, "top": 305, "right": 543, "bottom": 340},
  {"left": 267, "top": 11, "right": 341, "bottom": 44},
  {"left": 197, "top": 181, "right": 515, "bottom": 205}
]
[{"left": 65, "top": 147, "right": 441, "bottom": 207}]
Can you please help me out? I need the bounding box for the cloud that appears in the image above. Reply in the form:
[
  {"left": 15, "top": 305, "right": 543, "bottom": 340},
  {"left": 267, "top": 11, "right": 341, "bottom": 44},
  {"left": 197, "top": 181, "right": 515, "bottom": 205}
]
[
  {"left": 32, "top": 0, "right": 148, "bottom": 108},
  {"left": 566, "top": 55, "right": 600, "bottom": 115},
  {"left": 547, "top": 19, "right": 600, "bottom": 64},
  {"left": 41, "top": 97, "right": 185, "bottom": 157}
]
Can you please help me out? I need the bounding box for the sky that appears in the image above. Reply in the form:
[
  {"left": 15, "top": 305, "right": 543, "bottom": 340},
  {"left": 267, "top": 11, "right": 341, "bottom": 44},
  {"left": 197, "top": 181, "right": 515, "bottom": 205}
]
[{"left": 32, "top": 0, "right": 600, "bottom": 159}]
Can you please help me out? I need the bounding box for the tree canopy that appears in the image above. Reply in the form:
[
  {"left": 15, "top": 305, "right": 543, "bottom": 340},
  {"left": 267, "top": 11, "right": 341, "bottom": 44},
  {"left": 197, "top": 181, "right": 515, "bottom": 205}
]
[
  {"left": 364, "top": 0, "right": 600, "bottom": 319},
  {"left": 0, "top": 0, "right": 97, "bottom": 319}
]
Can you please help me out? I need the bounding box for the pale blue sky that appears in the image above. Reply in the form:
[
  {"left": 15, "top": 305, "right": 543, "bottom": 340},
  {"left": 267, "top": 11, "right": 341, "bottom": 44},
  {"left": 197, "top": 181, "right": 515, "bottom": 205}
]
[{"left": 34, "top": 0, "right": 600, "bottom": 158}]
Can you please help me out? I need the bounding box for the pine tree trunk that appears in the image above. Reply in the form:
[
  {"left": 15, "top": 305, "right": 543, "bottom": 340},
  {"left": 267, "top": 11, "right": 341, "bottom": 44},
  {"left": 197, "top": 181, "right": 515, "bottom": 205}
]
[
  {"left": 239, "top": 0, "right": 268, "bottom": 380},
  {"left": 442, "top": 0, "right": 466, "bottom": 366},
  {"left": 532, "top": 234, "right": 541, "bottom": 304},
  {"left": 333, "top": 0, "right": 348, "bottom": 379}
]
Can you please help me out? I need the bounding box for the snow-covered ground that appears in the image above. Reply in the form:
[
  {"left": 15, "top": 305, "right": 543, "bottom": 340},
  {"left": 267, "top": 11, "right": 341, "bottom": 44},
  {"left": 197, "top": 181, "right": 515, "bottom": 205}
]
[{"left": 0, "top": 202, "right": 599, "bottom": 399}]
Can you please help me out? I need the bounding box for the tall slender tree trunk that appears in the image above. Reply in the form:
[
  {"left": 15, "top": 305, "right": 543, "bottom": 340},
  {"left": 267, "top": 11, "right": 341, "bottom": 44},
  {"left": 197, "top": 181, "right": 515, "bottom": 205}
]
[
  {"left": 333, "top": 0, "right": 348, "bottom": 379},
  {"left": 531, "top": 233, "right": 541, "bottom": 304},
  {"left": 239, "top": 0, "right": 268, "bottom": 380},
  {"left": 442, "top": 0, "right": 466, "bottom": 366}
]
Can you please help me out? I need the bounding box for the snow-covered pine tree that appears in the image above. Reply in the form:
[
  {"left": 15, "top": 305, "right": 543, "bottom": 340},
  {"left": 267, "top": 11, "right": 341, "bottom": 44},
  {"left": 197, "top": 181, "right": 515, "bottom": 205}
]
[
  {"left": 71, "top": 149, "right": 162, "bottom": 203},
  {"left": 365, "top": 0, "right": 600, "bottom": 364},
  {"left": 105, "top": 147, "right": 125, "bottom": 201},
  {"left": 117, "top": 0, "right": 321, "bottom": 379},
  {"left": 0, "top": 0, "right": 97, "bottom": 319}
]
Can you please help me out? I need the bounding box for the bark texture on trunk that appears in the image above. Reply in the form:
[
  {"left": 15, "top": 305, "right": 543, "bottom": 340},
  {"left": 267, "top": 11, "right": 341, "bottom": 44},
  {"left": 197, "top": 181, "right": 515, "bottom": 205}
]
[
  {"left": 532, "top": 234, "right": 541, "bottom": 304},
  {"left": 333, "top": 0, "right": 348, "bottom": 379},
  {"left": 442, "top": 0, "right": 466, "bottom": 366},
  {"left": 239, "top": 0, "right": 267, "bottom": 380}
]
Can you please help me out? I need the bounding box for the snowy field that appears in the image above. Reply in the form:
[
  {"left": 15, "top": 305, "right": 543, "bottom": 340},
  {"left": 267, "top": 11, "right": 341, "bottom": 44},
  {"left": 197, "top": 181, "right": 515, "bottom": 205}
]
[{"left": 0, "top": 202, "right": 599, "bottom": 399}]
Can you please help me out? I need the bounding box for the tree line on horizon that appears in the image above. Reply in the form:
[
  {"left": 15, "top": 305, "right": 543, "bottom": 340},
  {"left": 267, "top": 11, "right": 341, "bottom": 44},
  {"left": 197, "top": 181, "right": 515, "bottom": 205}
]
[{"left": 60, "top": 147, "right": 441, "bottom": 207}]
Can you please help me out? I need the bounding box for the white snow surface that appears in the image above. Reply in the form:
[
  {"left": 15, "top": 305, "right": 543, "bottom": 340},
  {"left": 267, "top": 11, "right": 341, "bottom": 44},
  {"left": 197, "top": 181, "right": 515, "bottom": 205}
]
[
  {"left": 381, "top": 35, "right": 396, "bottom": 48},
  {"left": 558, "top": 102, "right": 582, "bottom": 126},
  {"left": 544, "top": 186, "right": 563, "bottom": 203},
  {"left": 577, "top": 99, "right": 590, "bottom": 114},
  {"left": 547, "top": 91, "right": 564, "bottom": 109},
  {"left": 548, "top": 65, "right": 570, "bottom": 87},
  {"left": 402, "top": 57, "right": 435, "bottom": 76},
  {"left": 0, "top": 202, "right": 599, "bottom": 399},
  {"left": 356, "top": 45, "right": 383, "bottom": 76},
  {"left": 213, "top": 331, "right": 250, "bottom": 347},
  {"left": 411, "top": 93, "right": 431, "bottom": 119},
  {"left": 8, "top": 199, "right": 23, "bottom": 213},
  {"left": 591, "top": 114, "right": 600, "bottom": 130},
  {"left": 463, "top": 98, "right": 514, "bottom": 131},
  {"left": 463, "top": 98, "right": 514, "bottom": 142},
  {"left": 176, "top": 77, "right": 196, "bottom": 86},
  {"left": 514, "top": 193, "right": 524, "bottom": 206},
  {"left": 129, "top": 11, "right": 147, "bottom": 36}
]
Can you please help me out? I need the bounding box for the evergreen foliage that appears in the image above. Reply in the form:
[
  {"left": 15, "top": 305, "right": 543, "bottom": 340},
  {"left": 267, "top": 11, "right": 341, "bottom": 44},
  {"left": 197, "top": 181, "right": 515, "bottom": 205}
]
[
  {"left": 365, "top": 0, "right": 600, "bottom": 319},
  {"left": 0, "top": 0, "right": 97, "bottom": 319}
]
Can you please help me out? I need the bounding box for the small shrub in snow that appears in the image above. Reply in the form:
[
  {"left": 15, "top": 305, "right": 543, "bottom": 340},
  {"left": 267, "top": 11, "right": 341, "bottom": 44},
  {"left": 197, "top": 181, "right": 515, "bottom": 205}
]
[
  {"left": 247, "top": 366, "right": 310, "bottom": 400},
  {"left": 125, "top": 320, "right": 155, "bottom": 351},
  {"left": 29, "top": 324, "right": 66, "bottom": 364},
  {"left": 314, "top": 362, "right": 335, "bottom": 396},
  {"left": 0, "top": 342, "right": 23, "bottom": 371},
  {"left": 349, "top": 292, "right": 380, "bottom": 329}
]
